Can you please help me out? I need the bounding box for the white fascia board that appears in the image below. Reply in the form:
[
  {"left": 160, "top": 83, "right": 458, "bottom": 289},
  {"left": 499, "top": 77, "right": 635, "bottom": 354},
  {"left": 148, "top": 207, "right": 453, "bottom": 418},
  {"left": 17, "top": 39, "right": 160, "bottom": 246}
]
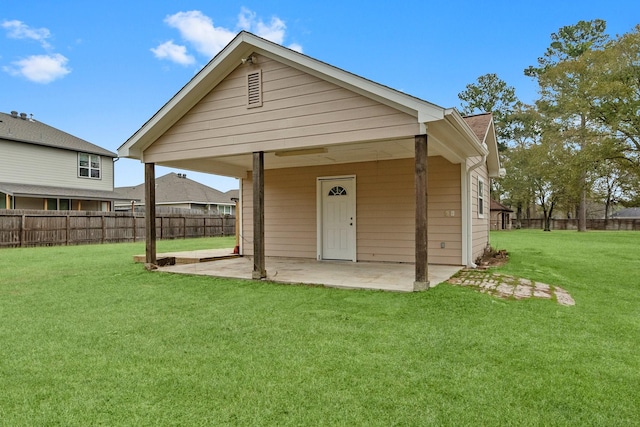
[
  {"left": 251, "top": 35, "right": 445, "bottom": 123},
  {"left": 444, "top": 109, "right": 489, "bottom": 157},
  {"left": 119, "top": 31, "right": 447, "bottom": 160},
  {"left": 118, "top": 35, "right": 252, "bottom": 160}
]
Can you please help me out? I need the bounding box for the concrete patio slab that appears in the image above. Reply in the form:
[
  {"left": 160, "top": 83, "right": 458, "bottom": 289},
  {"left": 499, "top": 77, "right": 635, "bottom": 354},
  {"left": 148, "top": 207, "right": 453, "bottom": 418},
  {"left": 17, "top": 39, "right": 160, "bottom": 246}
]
[{"left": 154, "top": 253, "right": 462, "bottom": 292}]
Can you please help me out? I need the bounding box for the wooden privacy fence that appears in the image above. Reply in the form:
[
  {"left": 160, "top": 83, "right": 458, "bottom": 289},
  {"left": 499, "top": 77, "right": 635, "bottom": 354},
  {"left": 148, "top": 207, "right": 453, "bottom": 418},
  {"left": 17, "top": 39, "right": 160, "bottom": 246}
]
[
  {"left": 0, "top": 210, "right": 235, "bottom": 248},
  {"left": 514, "top": 218, "right": 640, "bottom": 231}
]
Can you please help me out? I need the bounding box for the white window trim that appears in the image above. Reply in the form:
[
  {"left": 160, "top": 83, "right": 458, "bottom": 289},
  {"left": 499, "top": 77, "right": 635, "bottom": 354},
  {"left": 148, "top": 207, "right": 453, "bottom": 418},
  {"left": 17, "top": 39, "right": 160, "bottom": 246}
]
[
  {"left": 477, "top": 177, "right": 485, "bottom": 218},
  {"left": 78, "top": 152, "right": 102, "bottom": 180}
]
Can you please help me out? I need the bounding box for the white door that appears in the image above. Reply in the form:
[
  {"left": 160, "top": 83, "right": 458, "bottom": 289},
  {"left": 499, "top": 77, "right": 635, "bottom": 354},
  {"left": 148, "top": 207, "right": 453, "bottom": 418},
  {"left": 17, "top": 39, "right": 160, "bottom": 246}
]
[{"left": 320, "top": 178, "right": 355, "bottom": 261}]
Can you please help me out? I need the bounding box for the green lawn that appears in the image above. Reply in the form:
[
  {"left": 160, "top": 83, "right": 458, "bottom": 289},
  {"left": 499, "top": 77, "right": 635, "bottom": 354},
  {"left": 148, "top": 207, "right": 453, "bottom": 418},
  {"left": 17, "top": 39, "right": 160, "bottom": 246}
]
[{"left": 1, "top": 231, "right": 638, "bottom": 426}]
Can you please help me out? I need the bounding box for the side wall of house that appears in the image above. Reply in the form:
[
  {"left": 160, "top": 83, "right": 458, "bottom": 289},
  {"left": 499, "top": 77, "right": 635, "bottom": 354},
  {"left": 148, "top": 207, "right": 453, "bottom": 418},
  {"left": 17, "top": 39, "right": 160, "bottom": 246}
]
[
  {"left": 241, "top": 156, "right": 462, "bottom": 265},
  {"left": 470, "top": 156, "right": 490, "bottom": 261},
  {"left": 0, "top": 140, "right": 114, "bottom": 191}
]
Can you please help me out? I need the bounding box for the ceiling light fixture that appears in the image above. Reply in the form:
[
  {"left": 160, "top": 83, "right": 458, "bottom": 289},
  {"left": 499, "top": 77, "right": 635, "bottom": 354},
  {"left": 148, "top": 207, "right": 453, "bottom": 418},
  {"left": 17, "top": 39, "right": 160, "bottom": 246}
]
[{"left": 275, "top": 147, "right": 328, "bottom": 157}]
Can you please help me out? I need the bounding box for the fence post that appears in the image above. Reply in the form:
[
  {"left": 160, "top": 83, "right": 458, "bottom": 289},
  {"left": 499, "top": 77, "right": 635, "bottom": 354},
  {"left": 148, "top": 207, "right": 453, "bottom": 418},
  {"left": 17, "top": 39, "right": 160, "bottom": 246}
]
[
  {"left": 20, "top": 214, "right": 26, "bottom": 247},
  {"left": 101, "top": 215, "right": 106, "bottom": 244},
  {"left": 132, "top": 213, "right": 136, "bottom": 243},
  {"left": 66, "top": 215, "right": 70, "bottom": 245}
]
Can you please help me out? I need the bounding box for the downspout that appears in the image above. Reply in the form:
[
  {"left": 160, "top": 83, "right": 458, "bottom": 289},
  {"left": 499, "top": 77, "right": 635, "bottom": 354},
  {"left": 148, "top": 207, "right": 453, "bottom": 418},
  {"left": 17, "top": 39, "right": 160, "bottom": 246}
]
[{"left": 463, "top": 154, "right": 486, "bottom": 268}]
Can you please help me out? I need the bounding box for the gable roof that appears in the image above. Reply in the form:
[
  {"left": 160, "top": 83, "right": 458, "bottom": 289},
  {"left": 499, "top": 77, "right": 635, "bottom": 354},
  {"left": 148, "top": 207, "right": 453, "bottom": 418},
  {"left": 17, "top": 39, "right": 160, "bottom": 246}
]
[
  {"left": 114, "top": 172, "right": 238, "bottom": 206},
  {"left": 118, "top": 31, "right": 491, "bottom": 167},
  {"left": 490, "top": 199, "right": 513, "bottom": 212},
  {"left": 0, "top": 111, "right": 116, "bottom": 157},
  {"left": 463, "top": 112, "right": 501, "bottom": 177}
]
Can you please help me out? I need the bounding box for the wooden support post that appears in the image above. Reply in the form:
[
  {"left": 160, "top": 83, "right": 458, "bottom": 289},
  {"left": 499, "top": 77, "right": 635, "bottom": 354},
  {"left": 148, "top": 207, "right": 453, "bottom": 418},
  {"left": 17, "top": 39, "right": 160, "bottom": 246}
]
[
  {"left": 145, "top": 162, "right": 157, "bottom": 267},
  {"left": 66, "top": 215, "right": 70, "bottom": 245},
  {"left": 232, "top": 198, "right": 239, "bottom": 254},
  {"left": 252, "top": 151, "right": 266, "bottom": 279},
  {"left": 132, "top": 213, "right": 137, "bottom": 243},
  {"left": 414, "top": 134, "right": 429, "bottom": 290}
]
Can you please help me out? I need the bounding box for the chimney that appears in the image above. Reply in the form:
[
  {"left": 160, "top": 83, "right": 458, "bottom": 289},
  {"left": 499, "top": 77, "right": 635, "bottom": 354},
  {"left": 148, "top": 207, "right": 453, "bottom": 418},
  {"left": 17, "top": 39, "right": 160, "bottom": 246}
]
[
  {"left": 20, "top": 112, "right": 27, "bottom": 120},
  {"left": 11, "top": 111, "right": 18, "bottom": 118}
]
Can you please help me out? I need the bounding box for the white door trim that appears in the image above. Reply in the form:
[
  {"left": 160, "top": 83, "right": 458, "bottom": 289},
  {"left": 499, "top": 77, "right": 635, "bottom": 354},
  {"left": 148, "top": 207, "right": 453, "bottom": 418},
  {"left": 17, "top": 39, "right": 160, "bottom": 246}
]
[{"left": 316, "top": 175, "right": 356, "bottom": 261}]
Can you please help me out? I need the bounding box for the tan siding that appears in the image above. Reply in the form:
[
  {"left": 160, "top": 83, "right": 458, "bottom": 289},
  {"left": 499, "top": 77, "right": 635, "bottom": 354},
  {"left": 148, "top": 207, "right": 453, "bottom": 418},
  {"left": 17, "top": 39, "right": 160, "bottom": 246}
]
[
  {"left": 242, "top": 156, "right": 462, "bottom": 265},
  {"left": 0, "top": 140, "right": 114, "bottom": 191},
  {"left": 144, "top": 55, "right": 419, "bottom": 162},
  {"left": 471, "top": 158, "right": 490, "bottom": 261}
]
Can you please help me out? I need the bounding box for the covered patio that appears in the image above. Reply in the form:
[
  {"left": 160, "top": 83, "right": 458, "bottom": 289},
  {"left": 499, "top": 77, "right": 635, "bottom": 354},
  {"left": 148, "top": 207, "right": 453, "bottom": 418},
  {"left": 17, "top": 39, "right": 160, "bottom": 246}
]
[{"left": 150, "top": 249, "right": 462, "bottom": 292}]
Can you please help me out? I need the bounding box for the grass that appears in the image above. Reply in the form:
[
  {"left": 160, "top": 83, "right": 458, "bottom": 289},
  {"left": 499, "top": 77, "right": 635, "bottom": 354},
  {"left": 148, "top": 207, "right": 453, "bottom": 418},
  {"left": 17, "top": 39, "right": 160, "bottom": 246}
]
[{"left": 0, "top": 231, "right": 639, "bottom": 426}]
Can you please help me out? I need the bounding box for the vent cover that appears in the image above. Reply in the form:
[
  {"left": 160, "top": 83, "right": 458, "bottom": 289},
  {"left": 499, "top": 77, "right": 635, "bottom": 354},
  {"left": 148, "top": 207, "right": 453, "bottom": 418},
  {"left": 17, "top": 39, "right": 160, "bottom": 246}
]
[{"left": 247, "top": 70, "right": 262, "bottom": 108}]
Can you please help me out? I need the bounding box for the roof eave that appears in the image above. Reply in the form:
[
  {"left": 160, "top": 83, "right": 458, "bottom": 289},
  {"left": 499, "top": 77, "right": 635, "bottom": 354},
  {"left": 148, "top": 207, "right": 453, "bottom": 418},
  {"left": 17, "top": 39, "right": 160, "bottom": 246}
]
[{"left": 444, "top": 109, "right": 489, "bottom": 158}]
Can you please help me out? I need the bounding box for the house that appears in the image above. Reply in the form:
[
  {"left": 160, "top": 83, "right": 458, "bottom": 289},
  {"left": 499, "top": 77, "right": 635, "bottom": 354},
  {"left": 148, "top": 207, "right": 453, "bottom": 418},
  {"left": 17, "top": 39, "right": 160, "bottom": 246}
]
[
  {"left": 118, "top": 31, "right": 502, "bottom": 290},
  {"left": 114, "top": 172, "right": 239, "bottom": 214},
  {"left": 490, "top": 199, "right": 513, "bottom": 230},
  {"left": 0, "top": 110, "right": 119, "bottom": 211},
  {"left": 611, "top": 207, "right": 640, "bottom": 219}
]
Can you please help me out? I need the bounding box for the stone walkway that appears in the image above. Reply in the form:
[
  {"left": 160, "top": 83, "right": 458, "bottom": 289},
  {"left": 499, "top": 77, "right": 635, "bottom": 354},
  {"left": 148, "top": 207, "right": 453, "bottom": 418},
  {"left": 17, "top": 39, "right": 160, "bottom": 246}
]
[{"left": 447, "top": 269, "right": 575, "bottom": 306}]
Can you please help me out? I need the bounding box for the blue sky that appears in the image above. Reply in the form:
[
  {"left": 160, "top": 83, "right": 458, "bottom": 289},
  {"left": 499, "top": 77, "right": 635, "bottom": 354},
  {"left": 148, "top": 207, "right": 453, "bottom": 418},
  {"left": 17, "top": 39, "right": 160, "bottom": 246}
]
[{"left": 2, "top": 1, "right": 639, "bottom": 191}]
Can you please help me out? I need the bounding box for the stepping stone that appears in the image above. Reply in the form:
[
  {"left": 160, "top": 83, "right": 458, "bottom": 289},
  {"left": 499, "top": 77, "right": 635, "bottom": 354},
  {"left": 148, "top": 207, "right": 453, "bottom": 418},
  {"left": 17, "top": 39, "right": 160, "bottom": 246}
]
[
  {"left": 514, "top": 284, "right": 532, "bottom": 299},
  {"left": 533, "top": 289, "right": 552, "bottom": 298},
  {"left": 496, "top": 283, "right": 514, "bottom": 297},
  {"left": 555, "top": 288, "right": 576, "bottom": 306}
]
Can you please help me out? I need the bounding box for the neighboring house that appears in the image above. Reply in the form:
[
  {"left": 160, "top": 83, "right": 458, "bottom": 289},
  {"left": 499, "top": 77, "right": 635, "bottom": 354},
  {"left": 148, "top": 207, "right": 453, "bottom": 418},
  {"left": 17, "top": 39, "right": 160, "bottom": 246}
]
[
  {"left": 118, "top": 31, "right": 502, "bottom": 289},
  {"left": 114, "top": 172, "right": 238, "bottom": 214},
  {"left": 611, "top": 207, "right": 640, "bottom": 219},
  {"left": 0, "top": 110, "right": 119, "bottom": 211},
  {"left": 490, "top": 199, "right": 513, "bottom": 230}
]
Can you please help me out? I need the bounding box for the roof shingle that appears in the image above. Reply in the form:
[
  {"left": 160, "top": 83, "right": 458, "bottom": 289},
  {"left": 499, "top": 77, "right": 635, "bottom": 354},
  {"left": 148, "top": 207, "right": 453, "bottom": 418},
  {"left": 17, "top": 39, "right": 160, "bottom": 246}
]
[{"left": 0, "top": 111, "right": 116, "bottom": 157}]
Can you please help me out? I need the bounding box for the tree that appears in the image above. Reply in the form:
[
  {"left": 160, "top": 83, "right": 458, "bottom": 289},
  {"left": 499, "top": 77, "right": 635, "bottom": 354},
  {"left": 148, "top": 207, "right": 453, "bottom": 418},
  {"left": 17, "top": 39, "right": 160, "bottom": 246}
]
[
  {"left": 584, "top": 24, "right": 640, "bottom": 171},
  {"left": 525, "top": 19, "right": 611, "bottom": 232},
  {"left": 458, "top": 73, "right": 520, "bottom": 151},
  {"left": 498, "top": 104, "right": 542, "bottom": 226}
]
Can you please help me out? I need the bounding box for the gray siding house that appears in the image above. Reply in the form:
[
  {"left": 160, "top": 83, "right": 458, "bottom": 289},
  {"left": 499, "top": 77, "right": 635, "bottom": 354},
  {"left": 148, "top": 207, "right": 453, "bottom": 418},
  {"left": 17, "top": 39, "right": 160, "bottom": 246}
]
[
  {"left": 0, "top": 111, "right": 119, "bottom": 211},
  {"left": 114, "top": 172, "right": 238, "bottom": 214}
]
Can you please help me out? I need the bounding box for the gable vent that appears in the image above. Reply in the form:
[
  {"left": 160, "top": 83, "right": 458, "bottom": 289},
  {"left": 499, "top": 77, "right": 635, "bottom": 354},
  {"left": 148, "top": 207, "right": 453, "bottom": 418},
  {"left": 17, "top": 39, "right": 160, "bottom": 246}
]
[{"left": 247, "top": 70, "right": 262, "bottom": 108}]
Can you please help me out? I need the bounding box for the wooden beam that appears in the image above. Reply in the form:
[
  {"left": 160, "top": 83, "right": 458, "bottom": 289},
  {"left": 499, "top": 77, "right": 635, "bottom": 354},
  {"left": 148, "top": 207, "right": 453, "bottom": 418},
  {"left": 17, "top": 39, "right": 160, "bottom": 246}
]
[
  {"left": 252, "top": 151, "right": 266, "bottom": 279},
  {"left": 414, "top": 134, "right": 429, "bottom": 290},
  {"left": 145, "top": 162, "right": 157, "bottom": 267}
]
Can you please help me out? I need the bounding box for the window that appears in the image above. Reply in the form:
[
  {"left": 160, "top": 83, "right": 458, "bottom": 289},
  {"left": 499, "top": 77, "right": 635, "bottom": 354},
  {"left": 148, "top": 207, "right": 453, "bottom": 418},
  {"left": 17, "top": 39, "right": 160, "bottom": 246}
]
[
  {"left": 246, "top": 70, "right": 262, "bottom": 108},
  {"left": 328, "top": 186, "right": 347, "bottom": 196},
  {"left": 478, "top": 177, "right": 485, "bottom": 218},
  {"left": 218, "top": 205, "right": 233, "bottom": 215},
  {"left": 79, "top": 153, "right": 101, "bottom": 179}
]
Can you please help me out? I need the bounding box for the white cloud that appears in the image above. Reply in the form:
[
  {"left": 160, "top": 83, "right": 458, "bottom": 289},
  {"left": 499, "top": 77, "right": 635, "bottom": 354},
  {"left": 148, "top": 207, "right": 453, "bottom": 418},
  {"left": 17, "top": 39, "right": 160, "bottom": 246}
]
[
  {"left": 2, "top": 19, "right": 51, "bottom": 49},
  {"left": 288, "top": 43, "right": 303, "bottom": 53},
  {"left": 238, "top": 7, "right": 285, "bottom": 44},
  {"left": 4, "top": 53, "right": 70, "bottom": 83},
  {"left": 151, "top": 40, "right": 195, "bottom": 65},
  {"left": 153, "top": 8, "right": 302, "bottom": 65},
  {"left": 164, "top": 10, "right": 235, "bottom": 58}
]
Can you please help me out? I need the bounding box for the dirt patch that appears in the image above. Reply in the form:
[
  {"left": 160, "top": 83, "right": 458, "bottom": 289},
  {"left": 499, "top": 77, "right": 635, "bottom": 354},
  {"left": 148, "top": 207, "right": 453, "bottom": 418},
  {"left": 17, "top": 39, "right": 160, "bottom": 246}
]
[{"left": 475, "top": 246, "right": 509, "bottom": 269}]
